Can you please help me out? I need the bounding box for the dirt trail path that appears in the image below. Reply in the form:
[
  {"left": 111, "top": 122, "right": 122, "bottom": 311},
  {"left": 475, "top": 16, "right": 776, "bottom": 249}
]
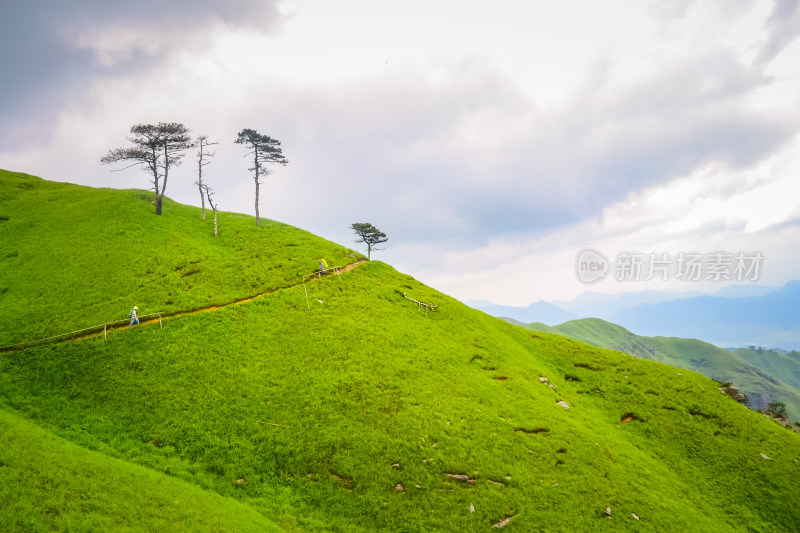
[{"left": 2, "top": 260, "right": 368, "bottom": 350}]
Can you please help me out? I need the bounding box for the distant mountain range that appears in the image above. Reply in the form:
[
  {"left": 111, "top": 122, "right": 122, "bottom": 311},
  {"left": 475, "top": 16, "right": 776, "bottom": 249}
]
[
  {"left": 470, "top": 281, "right": 799, "bottom": 350},
  {"left": 465, "top": 299, "right": 580, "bottom": 325},
  {"left": 613, "top": 281, "right": 800, "bottom": 349},
  {"left": 509, "top": 317, "right": 800, "bottom": 422}
]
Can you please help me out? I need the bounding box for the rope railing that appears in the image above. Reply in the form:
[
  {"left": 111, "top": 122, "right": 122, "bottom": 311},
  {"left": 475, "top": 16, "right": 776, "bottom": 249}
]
[
  {"left": 301, "top": 265, "right": 343, "bottom": 283},
  {"left": 301, "top": 266, "right": 344, "bottom": 310},
  {"left": 401, "top": 293, "right": 439, "bottom": 314},
  {"left": 0, "top": 312, "right": 163, "bottom": 352},
  {"left": 2, "top": 259, "right": 366, "bottom": 351}
]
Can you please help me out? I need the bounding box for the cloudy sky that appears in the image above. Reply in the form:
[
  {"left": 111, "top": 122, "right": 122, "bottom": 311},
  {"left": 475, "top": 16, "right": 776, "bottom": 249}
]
[{"left": 2, "top": 0, "right": 799, "bottom": 305}]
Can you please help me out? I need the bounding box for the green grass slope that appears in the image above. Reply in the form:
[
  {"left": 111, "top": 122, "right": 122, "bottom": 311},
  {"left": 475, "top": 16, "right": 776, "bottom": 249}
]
[
  {"left": 2, "top": 171, "right": 800, "bottom": 531},
  {"left": 0, "top": 170, "right": 362, "bottom": 347},
  {"left": 523, "top": 318, "right": 800, "bottom": 421},
  {"left": 0, "top": 407, "right": 285, "bottom": 532},
  {"left": 732, "top": 348, "right": 800, "bottom": 391}
]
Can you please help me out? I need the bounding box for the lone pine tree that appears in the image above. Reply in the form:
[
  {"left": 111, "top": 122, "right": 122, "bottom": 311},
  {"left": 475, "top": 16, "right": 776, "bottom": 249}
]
[
  {"left": 234, "top": 129, "right": 288, "bottom": 226},
  {"left": 101, "top": 122, "right": 192, "bottom": 215},
  {"left": 351, "top": 222, "right": 388, "bottom": 260}
]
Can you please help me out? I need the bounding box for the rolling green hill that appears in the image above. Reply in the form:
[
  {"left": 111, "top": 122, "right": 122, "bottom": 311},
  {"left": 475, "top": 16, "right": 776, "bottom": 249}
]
[
  {"left": 2, "top": 170, "right": 800, "bottom": 532},
  {"left": 0, "top": 407, "right": 285, "bottom": 532},
  {"left": 520, "top": 318, "right": 800, "bottom": 422},
  {"left": 0, "top": 171, "right": 361, "bottom": 348},
  {"left": 732, "top": 347, "right": 800, "bottom": 391}
]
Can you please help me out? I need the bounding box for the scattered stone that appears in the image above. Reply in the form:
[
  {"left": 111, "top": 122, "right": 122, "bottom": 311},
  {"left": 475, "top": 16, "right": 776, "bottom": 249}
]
[
  {"left": 632, "top": 513, "right": 640, "bottom": 521},
  {"left": 421, "top": 437, "right": 425, "bottom": 442},
  {"left": 487, "top": 479, "right": 504, "bottom": 486},
  {"left": 236, "top": 478, "right": 246, "bottom": 485},
  {"left": 549, "top": 383, "right": 556, "bottom": 390},
  {"left": 395, "top": 483, "right": 405, "bottom": 492},
  {"left": 539, "top": 376, "right": 549, "bottom": 383},
  {"left": 557, "top": 401, "right": 570, "bottom": 409},
  {"left": 423, "top": 459, "right": 427, "bottom": 463},
  {"left": 445, "top": 473, "right": 476, "bottom": 483},
  {"left": 331, "top": 473, "right": 354, "bottom": 488},
  {"left": 432, "top": 442, "right": 437, "bottom": 448},
  {"left": 760, "top": 453, "right": 770, "bottom": 460},
  {"left": 470, "top": 503, "right": 476, "bottom": 513},
  {"left": 391, "top": 463, "right": 401, "bottom": 470},
  {"left": 604, "top": 507, "right": 612, "bottom": 517},
  {"left": 415, "top": 484, "right": 421, "bottom": 489},
  {"left": 491, "top": 517, "right": 512, "bottom": 529},
  {"left": 505, "top": 476, "right": 511, "bottom": 480},
  {"left": 719, "top": 385, "right": 748, "bottom": 405},
  {"left": 317, "top": 300, "right": 323, "bottom": 304},
  {"left": 676, "top": 373, "right": 682, "bottom": 376}
]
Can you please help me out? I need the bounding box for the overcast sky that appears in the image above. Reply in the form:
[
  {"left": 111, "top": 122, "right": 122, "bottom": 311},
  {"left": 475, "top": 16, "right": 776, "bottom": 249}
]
[{"left": 2, "top": 0, "right": 799, "bottom": 304}]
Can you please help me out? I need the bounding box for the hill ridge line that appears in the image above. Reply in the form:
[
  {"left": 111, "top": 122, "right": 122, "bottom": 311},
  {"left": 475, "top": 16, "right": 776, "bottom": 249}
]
[{"left": 0, "top": 259, "right": 367, "bottom": 352}]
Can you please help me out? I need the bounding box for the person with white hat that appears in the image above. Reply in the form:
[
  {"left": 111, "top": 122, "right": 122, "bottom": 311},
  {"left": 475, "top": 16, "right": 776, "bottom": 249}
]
[{"left": 129, "top": 306, "right": 139, "bottom": 327}]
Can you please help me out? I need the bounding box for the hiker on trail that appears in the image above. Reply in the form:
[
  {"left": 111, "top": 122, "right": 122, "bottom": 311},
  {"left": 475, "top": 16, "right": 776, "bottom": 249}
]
[
  {"left": 318, "top": 258, "right": 328, "bottom": 272},
  {"left": 129, "top": 306, "right": 139, "bottom": 327}
]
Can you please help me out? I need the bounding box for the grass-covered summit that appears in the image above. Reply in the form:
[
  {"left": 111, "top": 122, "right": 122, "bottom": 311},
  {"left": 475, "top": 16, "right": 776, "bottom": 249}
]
[
  {"left": 0, "top": 171, "right": 360, "bottom": 347},
  {"left": 1, "top": 170, "right": 799, "bottom": 532}
]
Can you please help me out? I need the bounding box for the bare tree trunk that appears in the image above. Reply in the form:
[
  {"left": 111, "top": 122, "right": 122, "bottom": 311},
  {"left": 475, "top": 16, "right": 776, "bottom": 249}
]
[
  {"left": 254, "top": 150, "right": 261, "bottom": 226},
  {"left": 157, "top": 144, "right": 170, "bottom": 216},
  {"left": 198, "top": 174, "right": 206, "bottom": 221},
  {"left": 153, "top": 172, "right": 163, "bottom": 215},
  {"left": 198, "top": 142, "right": 206, "bottom": 221},
  {"left": 367, "top": 244, "right": 371, "bottom": 260},
  {"left": 151, "top": 146, "right": 162, "bottom": 215},
  {"left": 213, "top": 210, "right": 218, "bottom": 237}
]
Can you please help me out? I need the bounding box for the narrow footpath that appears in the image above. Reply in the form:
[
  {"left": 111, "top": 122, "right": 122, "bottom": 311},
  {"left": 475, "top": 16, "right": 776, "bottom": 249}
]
[{"left": 1, "top": 260, "right": 367, "bottom": 351}]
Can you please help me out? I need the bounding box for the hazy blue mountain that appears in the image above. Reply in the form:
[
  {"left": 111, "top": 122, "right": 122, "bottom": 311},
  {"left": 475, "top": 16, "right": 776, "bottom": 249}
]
[
  {"left": 613, "top": 281, "right": 800, "bottom": 349},
  {"left": 466, "top": 299, "right": 580, "bottom": 326},
  {"left": 551, "top": 289, "right": 704, "bottom": 320},
  {"left": 713, "top": 284, "right": 778, "bottom": 298}
]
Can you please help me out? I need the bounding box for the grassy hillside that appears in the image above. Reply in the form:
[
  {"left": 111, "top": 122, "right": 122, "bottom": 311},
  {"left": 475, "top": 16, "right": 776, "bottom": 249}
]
[
  {"left": 0, "top": 407, "right": 284, "bottom": 532},
  {"left": 2, "top": 171, "right": 800, "bottom": 531},
  {"left": 0, "top": 170, "right": 361, "bottom": 347},
  {"left": 522, "top": 318, "right": 800, "bottom": 421},
  {"left": 732, "top": 347, "right": 800, "bottom": 391}
]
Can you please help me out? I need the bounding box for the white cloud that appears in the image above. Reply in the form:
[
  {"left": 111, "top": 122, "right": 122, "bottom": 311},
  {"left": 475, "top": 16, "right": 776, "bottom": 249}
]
[
  {"left": 2, "top": 0, "right": 799, "bottom": 305},
  {"left": 411, "top": 132, "right": 800, "bottom": 304}
]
